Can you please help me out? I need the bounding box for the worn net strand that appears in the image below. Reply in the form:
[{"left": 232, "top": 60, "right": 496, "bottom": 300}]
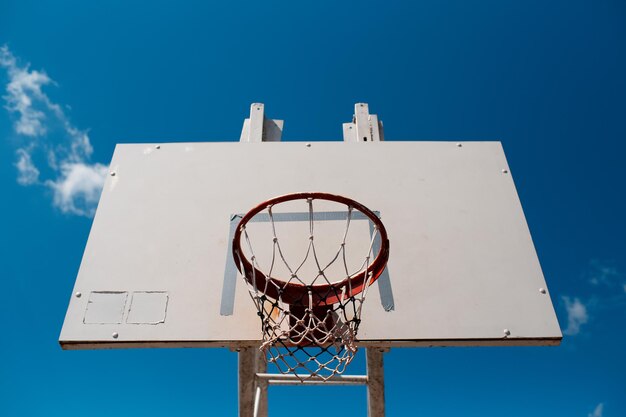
[{"left": 238, "top": 198, "right": 380, "bottom": 382}]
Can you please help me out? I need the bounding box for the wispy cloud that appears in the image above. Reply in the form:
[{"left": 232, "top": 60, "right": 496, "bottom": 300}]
[
  {"left": 0, "top": 44, "right": 107, "bottom": 217},
  {"left": 561, "top": 296, "right": 588, "bottom": 336},
  {"left": 588, "top": 403, "right": 603, "bottom": 417},
  {"left": 15, "top": 146, "right": 40, "bottom": 185},
  {"left": 586, "top": 259, "right": 623, "bottom": 289},
  {"left": 561, "top": 260, "right": 625, "bottom": 337},
  {"left": 48, "top": 162, "right": 108, "bottom": 216},
  {"left": 1, "top": 50, "right": 51, "bottom": 137}
]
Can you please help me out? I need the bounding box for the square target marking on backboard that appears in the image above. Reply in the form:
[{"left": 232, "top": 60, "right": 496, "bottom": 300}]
[{"left": 221, "top": 209, "right": 395, "bottom": 317}]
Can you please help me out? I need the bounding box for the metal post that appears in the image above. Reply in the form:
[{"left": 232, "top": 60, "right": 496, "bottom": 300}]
[
  {"left": 248, "top": 103, "right": 265, "bottom": 142},
  {"left": 239, "top": 348, "right": 268, "bottom": 417},
  {"left": 254, "top": 350, "right": 268, "bottom": 417},
  {"left": 366, "top": 349, "right": 386, "bottom": 417},
  {"left": 343, "top": 103, "right": 385, "bottom": 142},
  {"left": 355, "top": 103, "right": 372, "bottom": 142},
  {"left": 240, "top": 103, "right": 283, "bottom": 142},
  {"left": 256, "top": 373, "right": 369, "bottom": 385},
  {"left": 238, "top": 348, "right": 256, "bottom": 417}
]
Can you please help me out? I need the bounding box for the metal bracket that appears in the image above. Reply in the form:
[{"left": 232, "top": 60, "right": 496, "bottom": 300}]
[
  {"left": 240, "top": 103, "right": 284, "bottom": 142},
  {"left": 239, "top": 348, "right": 389, "bottom": 417},
  {"left": 238, "top": 102, "right": 388, "bottom": 416},
  {"left": 343, "top": 103, "right": 385, "bottom": 142}
]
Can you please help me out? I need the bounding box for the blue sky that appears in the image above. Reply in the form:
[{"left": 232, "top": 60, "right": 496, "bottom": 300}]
[{"left": 1, "top": 1, "right": 625, "bottom": 416}]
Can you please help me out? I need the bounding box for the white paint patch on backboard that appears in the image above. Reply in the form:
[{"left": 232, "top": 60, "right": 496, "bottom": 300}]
[
  {"left": 83, "top": 292, "right": 128, "bottom": 324},
  {"left": 126, "top": 292, "right": 169, "bottom": 324}
]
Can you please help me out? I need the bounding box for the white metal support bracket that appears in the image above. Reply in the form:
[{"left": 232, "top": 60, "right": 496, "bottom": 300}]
[
  {"left": 242, "top": 348, "right": 389, "bottom": 417},
  {"left": 240, "top": 103, "right": 284, "bottom": 142},
  {"left": 343, "top": 103, "right": 385, "bottom": 142},
  {"left": 238, "top": 102, "right": 388, "bottom": 417},
  {"left": 238, "top": 348, "right": 267, "bottom": 417},
  {"left": 366, "top": 348, "right": 388, "bottom": 417}
]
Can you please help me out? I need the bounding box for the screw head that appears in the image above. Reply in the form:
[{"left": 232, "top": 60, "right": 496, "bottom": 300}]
[
  {"left": 457, "top": 143, "right": 463, "bottom": 147},
  {"left": 155, "top": 145, "right": 161, "bottom": 149},
  {"left": 75, "top": 292, "right": 82, "bottom": 298},
  {"left": 112, "top": 332, "right": 119, "bottom": 339},
  {"left": 503, "top": 329, "right": 511, "bottom": 336},
  {"left": 502, "top": 169, "right": 509, "bottom": 174},
  {"left": 539, "top": 288, "right": 547, "bottom": 294},
  {"left": 306, "top": 143, "right": 311, "bottom": 147},
  {"left": 110, "top": 171, "right": 116, "bottom": 176}
]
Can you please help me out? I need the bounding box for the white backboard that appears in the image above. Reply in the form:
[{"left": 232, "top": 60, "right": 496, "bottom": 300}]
[{"left": 59, "top": 141, "right": 562, "bottom": 349}]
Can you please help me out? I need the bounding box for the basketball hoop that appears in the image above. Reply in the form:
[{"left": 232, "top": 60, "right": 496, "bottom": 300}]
[{"left": 232, "top": 192, "right": 389, "bottom": 381}]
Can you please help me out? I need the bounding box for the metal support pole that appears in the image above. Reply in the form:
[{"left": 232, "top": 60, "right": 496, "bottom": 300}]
[
  {"left": 256, "top": 373, "right": 369, "bottom": 386},
  {"left": 355, "top": 103, "right": 372, "bottom": 142},
  {"left": 239, "top": 348, "right": 268, "bottom": 417},
  {"left": 238, "top": 348, "right": 256, "bottom": 417},
  {"left": 343, "top": 103, "right": 385, "bottom": 142},
  {"left": 240, "top": 103, "right": 283, "bottom": 142},
  {"left": 366, "top": 349, "right": 387, "bottom": 417},
  {"left": 254, "top": 350, "right": 268, "bottom": 417},
  {"left": 248, "top": 103, "right": 265, "bottom": 142}
]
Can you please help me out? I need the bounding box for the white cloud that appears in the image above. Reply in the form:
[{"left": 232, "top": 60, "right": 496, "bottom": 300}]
[
  {"left": 15, "top": 147, "right": 40, "bottom": 185},
  {"left": 588, "top": 403, "right": 603, "bottom": 417},
  {"left": 46, "top": 158, "right": 107, "bottom": 217},
  {"left": 562, "top": 296, "right": 588, "bottom": 336},
  {"left": 0, "top": 45, "right": 106, "bottom": 217},
  {"left": 563, "top": 261, "right": 626, "bottom": 337},
  {"left": 0, "top": 46, "right": 52, "bottom": 137},
  {"left": 588, "top": 259, "right": 621, "bottom": 287},
  {"left": 46, "top": 162, "right": 108, "bottom": 217}
]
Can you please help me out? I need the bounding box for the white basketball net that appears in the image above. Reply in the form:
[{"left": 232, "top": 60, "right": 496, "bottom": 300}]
[{"left": 235, "top": 197, "right": 382, "bottom": 381}]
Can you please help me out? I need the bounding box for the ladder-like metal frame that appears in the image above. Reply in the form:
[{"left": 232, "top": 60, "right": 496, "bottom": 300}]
[
  {"left": 237, "top": 103, "right": 388, "bottom": 417},
  {"left": 238, "top": 348, "right": 388, "bottom": 417}
]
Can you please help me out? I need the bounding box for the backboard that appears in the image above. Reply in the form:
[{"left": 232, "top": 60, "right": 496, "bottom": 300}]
[{"left": 59, "top": 140, "right": 562, "bottom": 350}]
